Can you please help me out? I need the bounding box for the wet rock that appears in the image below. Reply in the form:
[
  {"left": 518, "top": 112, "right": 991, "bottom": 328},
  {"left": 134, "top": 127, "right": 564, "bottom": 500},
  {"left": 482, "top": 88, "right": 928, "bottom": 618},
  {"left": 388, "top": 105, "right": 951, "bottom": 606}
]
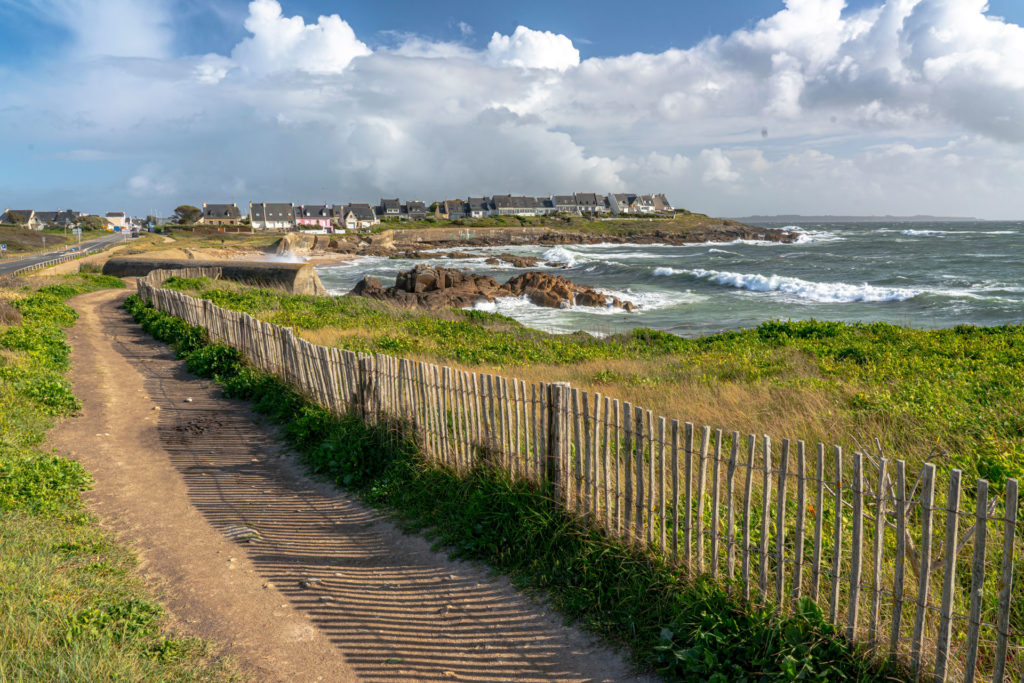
[{"left": 348, "top": 265, "right": 634, "bottom": 311}]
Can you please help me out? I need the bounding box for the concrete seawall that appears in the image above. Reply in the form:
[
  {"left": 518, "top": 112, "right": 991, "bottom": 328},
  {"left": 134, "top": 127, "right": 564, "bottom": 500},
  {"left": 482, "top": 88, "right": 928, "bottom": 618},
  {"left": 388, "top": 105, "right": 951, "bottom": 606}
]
[{"left": 103, "top": 257, "right": 327, "bottom": 295}]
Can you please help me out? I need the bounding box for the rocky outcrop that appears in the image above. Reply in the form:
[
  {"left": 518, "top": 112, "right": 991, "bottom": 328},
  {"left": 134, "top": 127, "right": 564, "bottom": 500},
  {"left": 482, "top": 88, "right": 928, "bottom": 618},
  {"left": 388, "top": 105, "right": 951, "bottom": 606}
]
[
  {"left": 351, "top": 266, "right": 500, "bottom": 309},
  {"left": 484, "top": 253, "right": 541, "bottom": 268},
  {"left": 349, "top": 264, "right": 634, "bottom": 311},
  {"left": 500, "top": 271, "right": 635, "bottom": 311}
]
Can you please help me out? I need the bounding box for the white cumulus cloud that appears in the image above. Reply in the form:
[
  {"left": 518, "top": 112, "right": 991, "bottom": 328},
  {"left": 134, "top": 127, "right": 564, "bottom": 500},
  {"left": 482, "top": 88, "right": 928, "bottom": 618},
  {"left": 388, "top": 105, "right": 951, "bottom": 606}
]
[
  {"left": 231, "top": 0, "right": 371, "bottom": 75},
  {"left": 2, "top": 0, "right": 1024, "bottom": 219},
  {"left": 487, "top": 26, "right": 580, "bottom": 71}
]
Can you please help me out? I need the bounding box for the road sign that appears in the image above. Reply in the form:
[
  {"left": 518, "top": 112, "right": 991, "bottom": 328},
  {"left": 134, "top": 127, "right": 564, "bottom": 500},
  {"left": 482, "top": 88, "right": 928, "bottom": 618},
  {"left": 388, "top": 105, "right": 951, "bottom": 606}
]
[
  {"left": 72, "top": 228, "right": 81, "bottom": 235},
  {"left": 0, "top": 244, "right": 6, "bottom": 251}
]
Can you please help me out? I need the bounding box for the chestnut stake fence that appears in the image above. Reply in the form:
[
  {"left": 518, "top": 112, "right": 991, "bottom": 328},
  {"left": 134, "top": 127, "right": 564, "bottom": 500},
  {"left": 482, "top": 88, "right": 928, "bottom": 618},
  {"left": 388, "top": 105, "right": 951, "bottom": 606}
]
[{"left": 137, "top": 270, "right": 1022, "bottom": 683}]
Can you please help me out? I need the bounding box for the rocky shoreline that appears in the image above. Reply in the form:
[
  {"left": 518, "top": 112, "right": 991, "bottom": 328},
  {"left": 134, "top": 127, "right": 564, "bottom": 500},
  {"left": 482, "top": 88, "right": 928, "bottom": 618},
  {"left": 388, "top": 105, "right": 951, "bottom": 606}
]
[
  {"left": 350, "top": 264, "right": 636, "bottom": 311},
  {"left": 275, "top": 222, "right": 797, "bottom": 261}
]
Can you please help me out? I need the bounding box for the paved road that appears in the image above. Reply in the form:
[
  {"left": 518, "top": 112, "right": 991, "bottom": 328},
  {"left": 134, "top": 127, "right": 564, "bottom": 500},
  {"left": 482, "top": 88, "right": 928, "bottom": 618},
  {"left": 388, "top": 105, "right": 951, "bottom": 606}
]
[{"left": 0, "top": 232, "right": 126, "bottom": 275}]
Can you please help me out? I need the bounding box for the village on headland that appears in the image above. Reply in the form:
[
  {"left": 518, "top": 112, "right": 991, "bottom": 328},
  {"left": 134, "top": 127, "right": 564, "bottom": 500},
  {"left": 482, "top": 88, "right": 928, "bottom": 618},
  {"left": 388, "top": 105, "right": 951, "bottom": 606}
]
[{"left": 2, "top": 191, "right": 676, "bottom": 234}]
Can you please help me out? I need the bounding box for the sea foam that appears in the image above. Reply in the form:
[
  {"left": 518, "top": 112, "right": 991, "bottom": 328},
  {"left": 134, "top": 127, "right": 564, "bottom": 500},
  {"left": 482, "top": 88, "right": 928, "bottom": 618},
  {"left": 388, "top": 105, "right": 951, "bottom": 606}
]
[
  {"left": 900, "top": 229, "right": 946, "bottom": 236},
  {"left": 541, "top": 246, "right": 578, "bottom": 267},
  {"left": 688, "top": 269, "right": 920, "bottom": 303}
]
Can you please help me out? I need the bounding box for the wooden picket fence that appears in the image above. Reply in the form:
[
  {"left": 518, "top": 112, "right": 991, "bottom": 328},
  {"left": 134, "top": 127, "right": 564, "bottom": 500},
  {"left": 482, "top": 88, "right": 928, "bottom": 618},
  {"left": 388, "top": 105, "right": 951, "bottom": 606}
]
[{"left": 137, "top": 269, "right": 1022, "bottom": 682}]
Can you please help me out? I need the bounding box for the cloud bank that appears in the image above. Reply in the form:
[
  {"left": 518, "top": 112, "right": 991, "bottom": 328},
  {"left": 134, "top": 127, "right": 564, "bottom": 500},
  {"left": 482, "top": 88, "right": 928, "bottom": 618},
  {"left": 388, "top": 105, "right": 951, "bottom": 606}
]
[{"left": 2, "top": 0, "right": 1022, "bottom": 218}]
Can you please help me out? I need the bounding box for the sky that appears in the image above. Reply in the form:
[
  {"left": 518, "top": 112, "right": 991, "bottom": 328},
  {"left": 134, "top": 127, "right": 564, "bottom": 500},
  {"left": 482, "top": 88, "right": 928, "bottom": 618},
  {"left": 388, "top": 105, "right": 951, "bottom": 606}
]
[{"left": 0, "top": 0, "right": 1022, "bottom": 219}]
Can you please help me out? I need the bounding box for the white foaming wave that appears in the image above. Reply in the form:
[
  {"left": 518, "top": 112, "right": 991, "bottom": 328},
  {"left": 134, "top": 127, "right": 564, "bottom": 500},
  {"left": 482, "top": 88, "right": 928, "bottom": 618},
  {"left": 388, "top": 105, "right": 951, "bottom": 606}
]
[
  {"left": 653, "top": 266, "right": 684, "bottom": 276},
  {"left": 541, "top": 245, "right": 578, "bottom": 267},
  {"left": 900, "top": 229, "right": 947, "bottom": 236},
  {"left": 601, "top": 288, "right": 707, "bottom": 310},
  {"left": 707, "top": 248, "right": 741, "bottom": 255},
  {"left": 688, "top": 269, "right": 920, "bottom": 303},
  {"left": 470, "top": 287, "right": 702, "bottom": 319}
]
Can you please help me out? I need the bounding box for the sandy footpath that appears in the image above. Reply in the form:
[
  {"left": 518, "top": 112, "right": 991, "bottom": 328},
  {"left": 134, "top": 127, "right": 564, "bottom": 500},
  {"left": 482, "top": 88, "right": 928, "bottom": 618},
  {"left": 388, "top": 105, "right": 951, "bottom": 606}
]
[{"left": 48, "top": 287, "right": 649, "bottom": 683}]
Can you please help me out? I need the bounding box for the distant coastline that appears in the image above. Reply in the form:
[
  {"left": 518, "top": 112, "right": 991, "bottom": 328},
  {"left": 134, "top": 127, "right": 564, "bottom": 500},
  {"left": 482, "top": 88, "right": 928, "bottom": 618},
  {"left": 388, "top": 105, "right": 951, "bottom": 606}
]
[{"left": 732, "top": 214, "right": 979, "bottom": 223}]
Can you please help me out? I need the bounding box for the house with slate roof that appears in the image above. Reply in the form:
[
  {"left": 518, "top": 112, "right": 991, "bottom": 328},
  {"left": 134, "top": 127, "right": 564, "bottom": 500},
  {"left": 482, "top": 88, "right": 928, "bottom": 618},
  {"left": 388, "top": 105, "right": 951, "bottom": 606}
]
[
  {"left": 2, "top": 209, "right": 43, "bottom": 229},
  {"left": 378, "top": 198, "right": 402, "bottom": 220},
  {"left": 199, "top": 202, "right": 242, "bottom": 226},
  {"left": 403, "top": 200, "right": 427, "bottom": 220},
  {"left": 33, "top": 210, "right": 80, "bottom": 228},
  {"left": 249, "top": 202, "right": 295, "bottom": 231},
  {"left": 435, "top": 199, "right": 468, "bottom": 219},
  {"left": 340, "top": 203, "right": 379, "bottom": 231},
  {"left": 466, "top": 197, "right": 492, "bottom": 218},
  {"left": 491, "top": 195, "right": 554, "bottom": 216},
  {"left": 574, "top": 192, "right": 608, "bottom": 215},
  {"left": 294, "top": 204, "right": 332, "bottom": 229},
  {"left": 552, "top": 195, "right": 578, "bottom": 214}
]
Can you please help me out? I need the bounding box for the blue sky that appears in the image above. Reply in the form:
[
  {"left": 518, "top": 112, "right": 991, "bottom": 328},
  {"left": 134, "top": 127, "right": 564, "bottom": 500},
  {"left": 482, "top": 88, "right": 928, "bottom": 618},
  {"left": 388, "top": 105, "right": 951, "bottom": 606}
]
[{"left": 1, "top": 0, "right": 1023, "bottom": 217}]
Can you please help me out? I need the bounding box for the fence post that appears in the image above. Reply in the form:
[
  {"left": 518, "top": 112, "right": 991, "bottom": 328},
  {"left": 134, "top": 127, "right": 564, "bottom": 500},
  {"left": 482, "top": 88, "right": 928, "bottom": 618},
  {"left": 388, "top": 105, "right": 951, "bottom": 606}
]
[
  {"left": 546, "top": 382, "right": 570, "bottom": 502},
  {"left": 358, "top": 355, "right": 376, "bottom": 423}
]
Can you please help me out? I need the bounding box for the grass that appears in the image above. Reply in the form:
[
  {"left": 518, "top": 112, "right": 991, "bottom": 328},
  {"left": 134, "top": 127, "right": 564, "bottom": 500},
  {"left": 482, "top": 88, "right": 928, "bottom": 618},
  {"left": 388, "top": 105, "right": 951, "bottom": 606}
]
[
  {"left": 0, "top": 273, "right": 238, "bottom": 681},
  {"left": 159, "top": 277, "right": 1024, "bottom": 490},
  {"left": 0, "top": 225, "right": 82, "bottom": 256},
  {"left": 124, "top": 293, "right": 908, "bottom": 681},
  {"left": 368, "top": 211, "right": 752, "bottom": 237}
]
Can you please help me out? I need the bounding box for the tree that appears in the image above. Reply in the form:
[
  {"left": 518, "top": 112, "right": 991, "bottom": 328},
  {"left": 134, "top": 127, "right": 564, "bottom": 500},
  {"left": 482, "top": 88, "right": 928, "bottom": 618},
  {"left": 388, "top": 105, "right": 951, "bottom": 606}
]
[
  {"left": 76, "top": 215, "right": 107, "bottom": 231},
  {"left": 144, "top": 215, "right": 158, "bottom": 228},
  {"left": 173, "top": 205, "right": 202, "bottom": 225},
  {"left": 7, "top": 211, "right": 27, "bottom": 225}
]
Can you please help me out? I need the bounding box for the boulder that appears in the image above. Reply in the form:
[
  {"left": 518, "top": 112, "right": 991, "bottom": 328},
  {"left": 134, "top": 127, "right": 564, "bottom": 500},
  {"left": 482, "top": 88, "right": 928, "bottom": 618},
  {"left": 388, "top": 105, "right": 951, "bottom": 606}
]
[
  {"left": 498, "top": 271, "right": 635, "bottom": 311},
  {"left": 348, "top": 264, "right": 634, "bottom": 312}
]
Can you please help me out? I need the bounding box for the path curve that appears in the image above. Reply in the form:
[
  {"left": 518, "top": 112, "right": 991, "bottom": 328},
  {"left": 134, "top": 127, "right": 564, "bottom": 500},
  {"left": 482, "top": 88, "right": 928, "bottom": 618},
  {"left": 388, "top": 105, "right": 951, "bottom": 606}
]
[{"left": 50, "top": 287, "right": 649, "bottom": 683}]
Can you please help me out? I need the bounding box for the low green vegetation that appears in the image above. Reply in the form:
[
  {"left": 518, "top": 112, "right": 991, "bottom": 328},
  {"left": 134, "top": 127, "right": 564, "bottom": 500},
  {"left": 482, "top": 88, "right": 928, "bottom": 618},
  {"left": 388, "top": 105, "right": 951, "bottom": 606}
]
[
  {"left": 124, "top": 293, "right": 906, "bottom": 682},
  {"left": 161, "top": 277, "right": 1024, "bottom": 489},
  {"left": 0, "top": 274, "right": 236, "bottom": 681},
  {"left": 371, "top": 210, "right": 735, "bottom": 237},
  {"left": 0, "top": 226, "right": 78, "bottom": 255}
]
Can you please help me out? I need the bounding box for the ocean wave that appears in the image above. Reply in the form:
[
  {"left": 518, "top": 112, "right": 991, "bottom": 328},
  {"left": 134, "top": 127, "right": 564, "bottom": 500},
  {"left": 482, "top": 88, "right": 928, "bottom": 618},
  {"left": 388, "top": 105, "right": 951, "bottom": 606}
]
[
  {"left": 900, "top": 229, "right": 947, "bottom": 236},
  {"left": 541, "top": 246, "right": 578, "bottom": 267},
  {"left": 653, "top": 266, "right": 684, "bottom": 276},
  {"left": 688, "top": 269, "right": 920, "bottom": 303},
  {"left": 707, "top": 248, "right": 741, "bottom": 255}
]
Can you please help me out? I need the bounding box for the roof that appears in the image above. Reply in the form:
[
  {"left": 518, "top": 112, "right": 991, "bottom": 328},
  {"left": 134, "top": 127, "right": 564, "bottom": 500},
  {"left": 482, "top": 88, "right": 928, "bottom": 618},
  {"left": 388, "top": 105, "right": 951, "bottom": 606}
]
[
  {"left": 552, "top": 195, "right": 576, "bottom": 205},
  {"left": 492, "top": 195, "right": 540, "bottom": 209},
  {"left": 106, "top": 211, "right": 125, "bottom": 217},
  {"left": 467, "top": 197, "right": 491, "bottom": 211},
  {"left": 443, "top": 199, "right": 467, "bottom": 212},
  {"left": 346, "top": 203, "right": 377, "bottom": 221},
  {"left": 380, "top": 198, "right": 401, "bottom": 211},
  {"left": 574, "top": 192, "right": 601, "bottom": 205},
  {"left": 34, "top": 211, "right": 59, "bottom": 223},
  {"left": 202, "top": 203, "right": 241, "bottom": 219},
  {"left": 250, "top": 202, "right": 294, "bottom": 220},
  {"left": 295, "top": 204, "right": 331, "bottom": 218},
  {"left": 404, "top": 200, "right": 426, "bottom": 210}
]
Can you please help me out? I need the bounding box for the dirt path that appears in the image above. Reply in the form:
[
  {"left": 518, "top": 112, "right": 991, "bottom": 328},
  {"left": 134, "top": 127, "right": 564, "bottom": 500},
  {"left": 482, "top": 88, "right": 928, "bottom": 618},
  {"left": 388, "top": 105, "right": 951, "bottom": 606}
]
[{"left": 49, "top": 288, "right": 649, "bottom": 683}]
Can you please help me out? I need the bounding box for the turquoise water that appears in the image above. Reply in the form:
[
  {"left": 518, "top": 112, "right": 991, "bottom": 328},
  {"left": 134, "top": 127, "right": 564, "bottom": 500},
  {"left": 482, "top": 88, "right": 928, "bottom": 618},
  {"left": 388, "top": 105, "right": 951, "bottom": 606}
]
[{"left": 315, "top": 222, "right": 1024, "bottom": 337}]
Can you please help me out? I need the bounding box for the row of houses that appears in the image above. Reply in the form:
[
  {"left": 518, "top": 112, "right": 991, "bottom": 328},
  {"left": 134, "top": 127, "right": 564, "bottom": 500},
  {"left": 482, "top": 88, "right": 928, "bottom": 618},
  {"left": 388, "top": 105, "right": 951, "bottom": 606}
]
[
  {"left": 200, "top": 192, "right": 674, "bottom": 231},
  {"left": 436, "top": 192, "right": 673, "bottom": 219},
  {"left": 0, "top": 208, "right": 138, "bottom": 231}
]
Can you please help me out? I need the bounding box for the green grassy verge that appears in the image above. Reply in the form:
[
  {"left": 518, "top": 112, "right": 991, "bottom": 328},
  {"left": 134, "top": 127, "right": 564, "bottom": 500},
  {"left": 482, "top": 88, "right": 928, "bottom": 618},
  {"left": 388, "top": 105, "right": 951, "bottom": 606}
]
[
  {"left": 0, "top": 275, "right": 237, "bottom": 682},
  {"left": 367, "top": 211, "right": 742, "bottom": 237},
  {"left": 124, "top": 293, "right": 906, "bottom": 682},
  {"left": 159, "top": 277, "right": 1024, "bottom": 490}
]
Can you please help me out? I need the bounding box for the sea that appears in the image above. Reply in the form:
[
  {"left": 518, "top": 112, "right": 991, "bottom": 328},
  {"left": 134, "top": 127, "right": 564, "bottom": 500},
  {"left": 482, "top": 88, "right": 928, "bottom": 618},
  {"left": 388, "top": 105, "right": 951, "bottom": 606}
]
[{"left": 315, "top": 222, "right": 1024, "bottom": 338}]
